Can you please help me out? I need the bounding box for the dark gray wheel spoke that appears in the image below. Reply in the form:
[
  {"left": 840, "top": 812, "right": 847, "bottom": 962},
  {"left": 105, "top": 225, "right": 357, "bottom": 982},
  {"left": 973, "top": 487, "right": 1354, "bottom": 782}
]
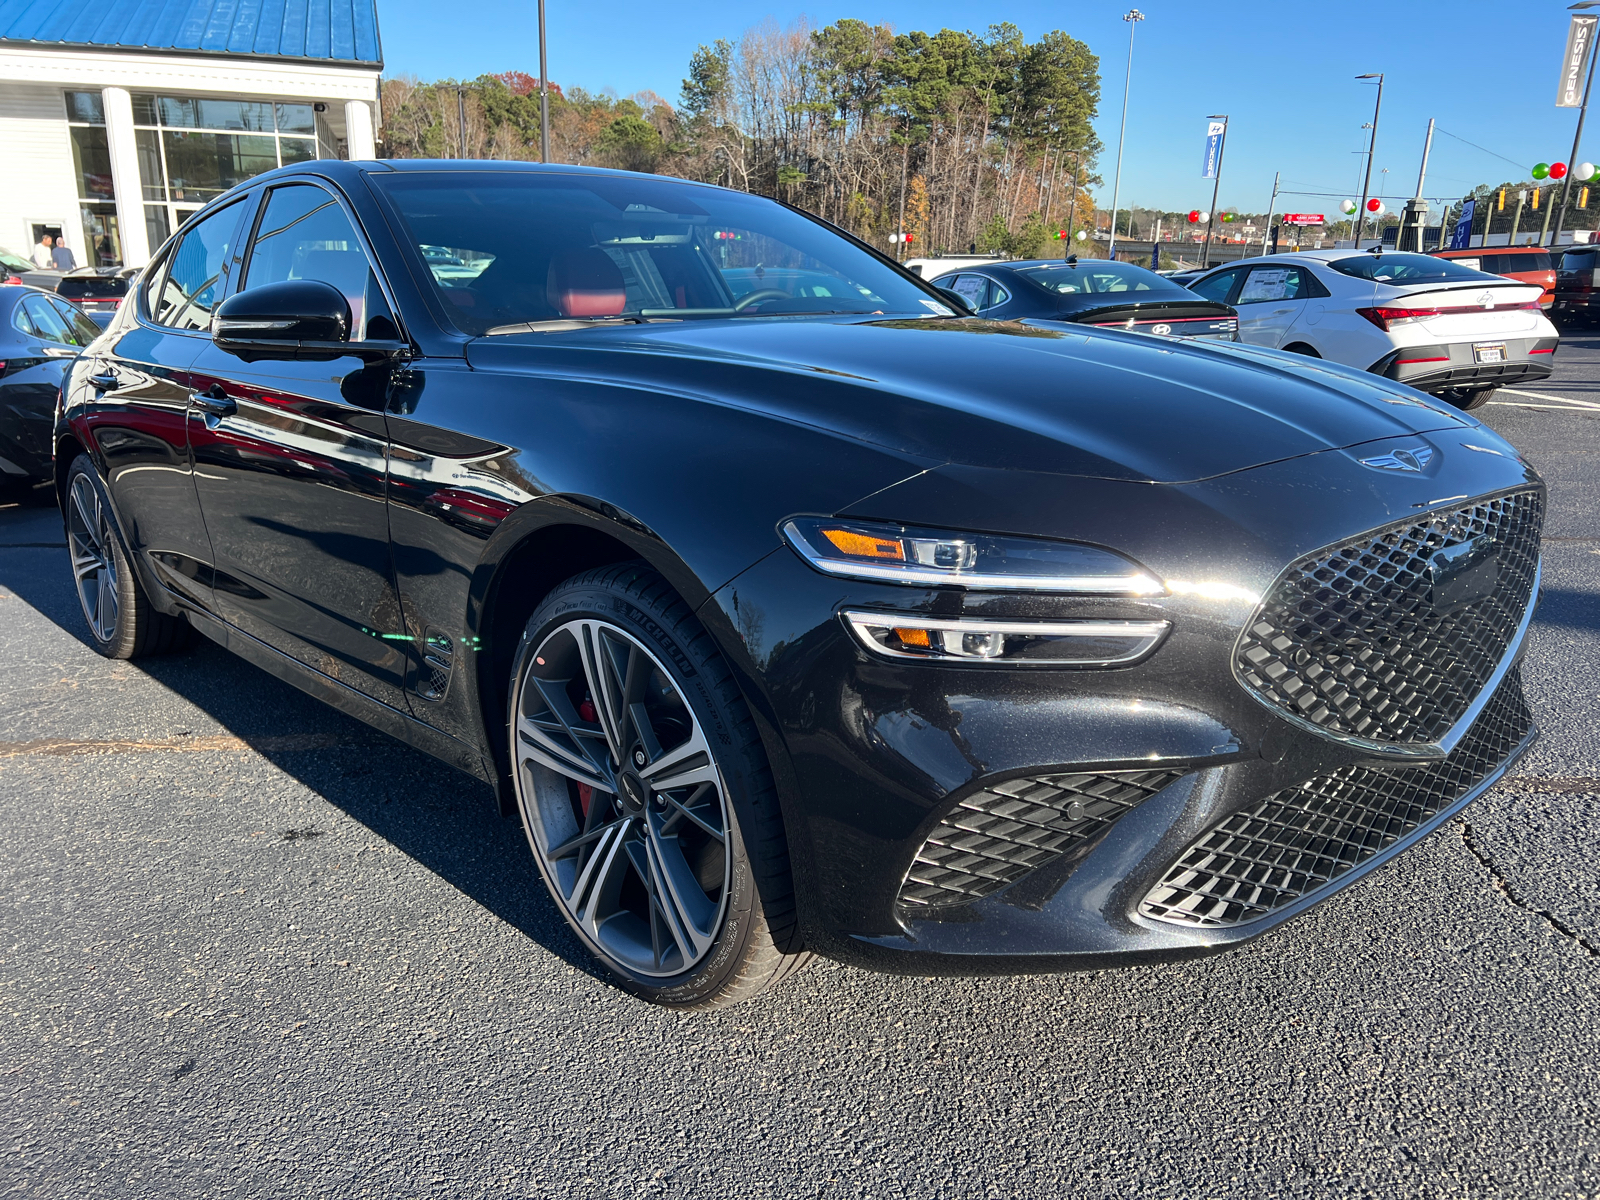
[
  {"left": 68, "top": 475, "right": 117, "bottom": 642},
  {"left": 513, "top": 615, "right": 733, "bottom": 978}
]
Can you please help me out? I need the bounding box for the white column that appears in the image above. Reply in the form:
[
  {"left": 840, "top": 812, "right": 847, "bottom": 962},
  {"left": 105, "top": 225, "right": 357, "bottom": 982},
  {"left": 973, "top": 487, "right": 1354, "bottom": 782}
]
[
  {"left": 101, "top": 86, "right": 150, "bottom": 267},
  {"left": 344, "top": 100, "right": 376, "bottom": 161}
]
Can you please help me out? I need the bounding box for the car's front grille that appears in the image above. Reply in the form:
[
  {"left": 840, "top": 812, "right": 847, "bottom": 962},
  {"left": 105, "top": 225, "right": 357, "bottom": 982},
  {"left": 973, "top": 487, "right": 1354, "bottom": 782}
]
[
  {"left": 1139, "top": 667, "right": 1532, "bottom": 929},
  {"left": 1234, "top": 488, "right": 1542, "bottom": 746},
  {"left": 898, "top": 769, "right": 1184, "bottom": 912}
]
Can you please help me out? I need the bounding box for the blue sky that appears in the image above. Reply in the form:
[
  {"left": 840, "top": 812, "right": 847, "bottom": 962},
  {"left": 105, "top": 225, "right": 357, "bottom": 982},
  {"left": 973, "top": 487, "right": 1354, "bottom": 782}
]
[{"left": 378, "top": 0, "right": 1596, "bottom": 217}]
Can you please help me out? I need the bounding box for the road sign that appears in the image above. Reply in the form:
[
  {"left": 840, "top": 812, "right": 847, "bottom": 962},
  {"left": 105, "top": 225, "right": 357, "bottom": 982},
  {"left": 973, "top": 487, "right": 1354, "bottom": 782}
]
[
  {"left": 1559, "top": 13, "right": 1598, "bottom": 107},
  {"left": 1280, "top": 213, "right": 1325, "bottom": 225}
]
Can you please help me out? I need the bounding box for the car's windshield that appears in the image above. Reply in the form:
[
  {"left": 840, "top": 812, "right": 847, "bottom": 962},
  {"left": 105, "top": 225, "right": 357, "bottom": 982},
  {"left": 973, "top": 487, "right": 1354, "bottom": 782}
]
[
  {"left": 370, "top": 172, "right": 952, "bottom": 335},
  {"left": 1328, "top": 253, "right": 1495, "bottom": 284},
  {"left": 1018, "top": 262, "right": 1188, "bottom": 296},
  {"left": 0, "top": 247, "right": 33, "bottom": 273}
]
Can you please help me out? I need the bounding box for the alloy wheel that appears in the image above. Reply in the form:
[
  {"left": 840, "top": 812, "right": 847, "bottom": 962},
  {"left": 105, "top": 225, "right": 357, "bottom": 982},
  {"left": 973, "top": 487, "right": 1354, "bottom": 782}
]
[
  {"left": 67, "top": 473, "right": 119, "bottom": 643},
  {"left": 513, "top": 619, "right": 732, "bottom": 978}
]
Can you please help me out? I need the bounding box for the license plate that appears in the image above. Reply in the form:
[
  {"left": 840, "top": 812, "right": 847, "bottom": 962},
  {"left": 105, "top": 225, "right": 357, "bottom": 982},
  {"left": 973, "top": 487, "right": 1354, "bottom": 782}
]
[{"left": 1473, "top": 343, "right": 1505, "bottom": 363}]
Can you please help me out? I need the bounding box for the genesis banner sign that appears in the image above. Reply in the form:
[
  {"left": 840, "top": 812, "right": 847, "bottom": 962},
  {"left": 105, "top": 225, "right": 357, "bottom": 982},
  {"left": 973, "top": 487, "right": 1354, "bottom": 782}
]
[
  {"left": 1559, "top": 13, "right": 1598, "bottom": 107},
  {"left": 1201, "top": 120, "right": 1226, "bottom": 178}
]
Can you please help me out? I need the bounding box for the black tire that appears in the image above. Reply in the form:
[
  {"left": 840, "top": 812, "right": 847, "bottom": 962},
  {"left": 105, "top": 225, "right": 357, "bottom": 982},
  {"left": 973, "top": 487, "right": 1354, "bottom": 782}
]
[
  {"left": 507, "top": 561, "right": 809, "bottom": 1008},
  {"left": 63, "top": 456, "right": 190, "bottom": 659},
  {"left": 1439, "top": 385, "right": 1497, "bottom": 411}
]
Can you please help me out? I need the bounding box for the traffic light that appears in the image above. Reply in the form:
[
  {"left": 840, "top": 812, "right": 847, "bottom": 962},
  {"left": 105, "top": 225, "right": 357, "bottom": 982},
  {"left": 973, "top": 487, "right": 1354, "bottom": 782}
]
[
  {"left": 1533, "top": 187, "right": 1540, "bottom": 211},
  {"left": 1498, "top": 188, "right": 1505, "bottom": 211},
  {"left": 1583, "top": 186, "right": 1591, "bottom": 209}
]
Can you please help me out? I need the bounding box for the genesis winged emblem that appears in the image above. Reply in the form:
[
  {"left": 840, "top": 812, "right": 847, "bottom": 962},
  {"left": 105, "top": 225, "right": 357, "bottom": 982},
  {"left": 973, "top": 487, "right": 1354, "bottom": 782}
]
[{"left": 1359, "top": 445, "right": 1435, "bottom": 473}]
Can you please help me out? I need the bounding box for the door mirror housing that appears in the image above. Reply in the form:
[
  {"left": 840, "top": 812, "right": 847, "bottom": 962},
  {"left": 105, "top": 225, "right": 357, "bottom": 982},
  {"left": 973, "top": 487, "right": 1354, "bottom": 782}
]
[
  {"left": 211, "top": 280, "right": 408, "bottom": 362},
  {"left": 935, "top": 286, "right": 976, "bottom": 316}
]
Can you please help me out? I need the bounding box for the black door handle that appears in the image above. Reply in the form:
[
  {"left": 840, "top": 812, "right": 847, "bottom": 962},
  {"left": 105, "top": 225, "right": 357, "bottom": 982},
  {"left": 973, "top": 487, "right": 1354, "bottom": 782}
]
[
  {"left": 89, "top": 371, "right": 119, "bottom": 391},
  {"left": 189, "top": 385, "right": 237, "bottom": 418}
]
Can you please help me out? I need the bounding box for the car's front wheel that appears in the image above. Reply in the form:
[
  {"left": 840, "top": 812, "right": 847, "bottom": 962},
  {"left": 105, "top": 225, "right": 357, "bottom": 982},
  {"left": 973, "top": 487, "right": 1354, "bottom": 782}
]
[
  {"left": 508, "top": 563, "right": 809, "bottom": 1008},
  {"left": 1439, "top": 385, "right": 1497, "bottom": 411},
  {"left": 63, "top": 457, "right": 190, "bottom": 658}
]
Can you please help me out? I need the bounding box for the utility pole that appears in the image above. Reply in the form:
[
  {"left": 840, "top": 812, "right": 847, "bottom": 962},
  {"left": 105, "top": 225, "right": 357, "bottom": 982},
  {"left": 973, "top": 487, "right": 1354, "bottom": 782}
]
[
  {"left": 1400, "top": 119, "right": 1434, "bottom": 251},
  {"left": 896, "top": 125, "right": 909, "bottom": 261},
  {"left": 457, "top": 87, "right": 469, "bottom": 157},
  {"left": 1106, "top": 10, "right": 1145, "bottom": 260},
  {"left": 538, "top": 0, "right": 551, "bottom": 163},
  {"left": 1510, "top": 188, "right": 1527, "bottom": 245},
  {"left": 1555, "top": 2, "right": 1600, "bottom": 245},
  {"left": 1065, "top": 150, "right": 1084, "bottom": 258},
  {"left": 1262, "top": 171, "right": 1281, "bottom": 257},
  {"left": 1201, "top": 115, "right": 1228, "bottom": 268},
  {"left": 1354, "top": 73, "right": 1384, "bottom": 246}
]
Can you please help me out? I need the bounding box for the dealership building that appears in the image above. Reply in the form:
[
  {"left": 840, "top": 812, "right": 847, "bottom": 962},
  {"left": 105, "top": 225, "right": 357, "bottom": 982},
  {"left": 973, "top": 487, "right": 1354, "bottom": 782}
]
[{"left": 0, "top": 0, "right": 382, "bottom": 269}]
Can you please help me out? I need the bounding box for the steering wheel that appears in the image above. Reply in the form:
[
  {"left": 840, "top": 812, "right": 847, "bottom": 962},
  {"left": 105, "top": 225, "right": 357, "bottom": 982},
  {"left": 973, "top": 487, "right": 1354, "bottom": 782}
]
[{"left": 733, "top": 288, "right": 793, "bottom": 312}]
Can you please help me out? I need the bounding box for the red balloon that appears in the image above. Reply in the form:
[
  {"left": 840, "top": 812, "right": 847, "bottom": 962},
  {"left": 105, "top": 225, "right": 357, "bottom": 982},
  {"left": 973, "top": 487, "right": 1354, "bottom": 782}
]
[
  {"left": 1366, "top": 197, "right": 1382, "bottom": 212},
  {"left": 1187, "top": 210, "right": 1201, "bottom": 222},
  {"left": 1551, "top": 162, "right": 1570, "bottom": 179}
]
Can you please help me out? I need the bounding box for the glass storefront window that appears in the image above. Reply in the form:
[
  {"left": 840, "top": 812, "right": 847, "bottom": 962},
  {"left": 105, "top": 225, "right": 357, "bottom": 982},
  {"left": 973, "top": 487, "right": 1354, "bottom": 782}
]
[
  {"left": 65, "top": 91, "right": 104, "bottom": 125},
  {"left": 280, "top": 138, "right": 317, "bottom": 165},
  {"left": 161, "top": 131, "right": 277, "bottom": 202},
  {"left": 276, "top": 103, "right": 316, "bottom": 134},
  {"left": 80, "top": 204, "right": 122, "bottom": 268},
  {"left": 132, "top": 92, "right": 159, "bottom": 125},
  {"left": 136, "top": 130, "right": 166, "bottom": 201},
  {"left": 145, "top": 205, "right": 172, "bottom": 254},
  {"left": 70, "top": 125, "right": 114, "bottom": 201}
]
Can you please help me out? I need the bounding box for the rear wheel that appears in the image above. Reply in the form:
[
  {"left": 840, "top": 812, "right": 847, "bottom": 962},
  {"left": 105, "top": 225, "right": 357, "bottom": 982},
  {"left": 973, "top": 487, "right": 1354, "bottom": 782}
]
[
  {"left": 1439, "top": 385, "right": 1497, "bottom": 411},
  {"left": 64, "top": 457, "right": 189, "bottom": 659},
  {"left": 508, "top": 562, "right": 809, "bottom": 1008},
  {"left": 1283, "top": 342, "right": 1321, "bottom": 357}
]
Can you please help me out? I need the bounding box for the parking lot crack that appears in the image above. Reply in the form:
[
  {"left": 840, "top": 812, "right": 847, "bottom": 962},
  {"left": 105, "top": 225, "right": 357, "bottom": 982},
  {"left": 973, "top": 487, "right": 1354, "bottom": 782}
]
[{"left": 1459, "top": 820, "right": 1600, "bottom": 959}]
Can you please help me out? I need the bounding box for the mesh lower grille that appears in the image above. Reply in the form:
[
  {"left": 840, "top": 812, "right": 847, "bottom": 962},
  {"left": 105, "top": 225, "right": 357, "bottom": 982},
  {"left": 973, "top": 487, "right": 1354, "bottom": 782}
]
[
  {"left": 898, "top": 769, "right": 1183, "bottom": 911},
  {"left": 1140, "top": 668, "right": 1533, "bottom": 929},
  {"left": 1234, "top": 488, "right": 1541, "bottom": 745}
]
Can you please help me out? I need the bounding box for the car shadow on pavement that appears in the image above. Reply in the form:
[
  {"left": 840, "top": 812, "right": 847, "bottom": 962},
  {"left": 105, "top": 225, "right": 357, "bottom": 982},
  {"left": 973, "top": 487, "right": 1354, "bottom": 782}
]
[
  {"left": 0, "top": 514, "right": 605, "bottom": 982},
  {"left": 1535, "top": 586, "right": 1600, "bottom": 633}
]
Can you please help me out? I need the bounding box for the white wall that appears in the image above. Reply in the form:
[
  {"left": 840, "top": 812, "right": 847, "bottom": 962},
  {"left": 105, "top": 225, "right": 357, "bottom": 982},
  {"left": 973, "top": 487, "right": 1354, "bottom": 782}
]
[{"left": 0, "top": 81, "right": 80, "bottom": 261}]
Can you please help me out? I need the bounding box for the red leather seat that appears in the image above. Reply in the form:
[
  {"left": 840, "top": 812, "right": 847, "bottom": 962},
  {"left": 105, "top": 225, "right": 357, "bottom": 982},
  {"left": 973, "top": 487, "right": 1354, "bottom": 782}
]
[{"left": 546, "top": 248, "right": 626, "bottom": 318}]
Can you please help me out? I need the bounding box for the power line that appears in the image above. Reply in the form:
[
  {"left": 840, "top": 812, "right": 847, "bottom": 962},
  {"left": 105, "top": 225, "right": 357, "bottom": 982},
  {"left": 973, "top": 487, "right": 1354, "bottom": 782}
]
[{"left": 1435, "top": 127, "right": 1528, "bottom": 172}]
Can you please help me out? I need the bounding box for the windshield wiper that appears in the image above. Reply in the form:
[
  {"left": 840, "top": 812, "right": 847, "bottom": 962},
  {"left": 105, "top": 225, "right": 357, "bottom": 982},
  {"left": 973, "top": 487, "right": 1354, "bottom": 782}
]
[{"left": 484, "top": 316, "right": 650, "bottom": 335}]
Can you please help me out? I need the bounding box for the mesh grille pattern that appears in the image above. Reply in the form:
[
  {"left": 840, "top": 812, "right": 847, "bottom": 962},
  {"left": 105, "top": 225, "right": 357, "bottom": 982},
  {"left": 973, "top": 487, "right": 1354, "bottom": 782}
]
[
  {"left": 1235, "top": 489, "right": 1542, "bottom": 745},
  {"left": 899, "top": 770, "right": 1183, "bottom": 910},
  {"left": 1140, "top": 668, "right": 1532, "bottom": 929}
]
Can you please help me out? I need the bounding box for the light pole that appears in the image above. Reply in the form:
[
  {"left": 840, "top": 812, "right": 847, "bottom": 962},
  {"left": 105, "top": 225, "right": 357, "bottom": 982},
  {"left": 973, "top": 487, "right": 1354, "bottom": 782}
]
[
  {"left": 1201, "top": 114, "right": 1227, "bottom": 268},
  {"left": 1554, "top": 1, "right": 1600, "bottom": 246},
  {"left": 1106, "top": 9, "right": 1145, "bottom": 260},
  {"left": 538, "top": 0, "right": 551, "bottom": 163},
  {"left": 1064, "top": 149, "right": 1085, "bottom": 259},
  {"left": 1354, "top": 73, "right": 1384, "bottom": 247}
]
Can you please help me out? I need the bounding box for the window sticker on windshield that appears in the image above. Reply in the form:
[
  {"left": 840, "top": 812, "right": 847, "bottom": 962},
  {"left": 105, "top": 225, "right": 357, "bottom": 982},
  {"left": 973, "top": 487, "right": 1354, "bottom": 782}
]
[
  {"left": 921, "top": 299, "right": 955, "bottom": 316},
  {"left": 1239, "top": 269, "right": 1292, "bottom": 302}
]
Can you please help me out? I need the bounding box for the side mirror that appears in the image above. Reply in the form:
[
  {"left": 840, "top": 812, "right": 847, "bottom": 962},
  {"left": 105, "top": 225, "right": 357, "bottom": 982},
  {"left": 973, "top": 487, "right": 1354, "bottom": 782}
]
[
  {"left": 936, "top": 285, "right": 976, "bottom": 316},
  {"left": 212, "top": 279, "right": 408, "bottom": 362}
]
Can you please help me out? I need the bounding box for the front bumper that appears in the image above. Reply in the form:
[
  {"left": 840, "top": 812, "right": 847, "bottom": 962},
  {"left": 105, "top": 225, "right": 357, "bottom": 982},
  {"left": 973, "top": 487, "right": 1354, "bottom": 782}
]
[
  {"left": 1373, "top": 337, "right": 1556, "bottom": 393},
  {"left": 702, "top": 437, "right": 1544, "bottom": 974}
]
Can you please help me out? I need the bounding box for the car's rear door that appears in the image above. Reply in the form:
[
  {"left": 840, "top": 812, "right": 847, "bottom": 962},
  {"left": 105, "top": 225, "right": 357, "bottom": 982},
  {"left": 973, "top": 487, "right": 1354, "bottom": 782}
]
[
  {"left": 1233, "top": 265, "right": 1314, "bottom": 347},
  {"left": 79, "top": 199, "right": 251, "bottom": 614},
  {"left": 185, "top": 179, "right": 413, "bottom": 710}
]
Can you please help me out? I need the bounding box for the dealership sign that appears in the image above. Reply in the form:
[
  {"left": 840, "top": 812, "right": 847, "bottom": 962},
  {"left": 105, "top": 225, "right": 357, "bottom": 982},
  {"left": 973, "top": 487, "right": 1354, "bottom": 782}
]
[{"left": 1280, "top": 213, "right": 1325, "bottom": 225}]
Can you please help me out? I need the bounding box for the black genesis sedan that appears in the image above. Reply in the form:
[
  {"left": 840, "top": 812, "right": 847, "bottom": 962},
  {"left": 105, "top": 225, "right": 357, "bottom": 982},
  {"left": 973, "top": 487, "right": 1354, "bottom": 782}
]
[
  {"left": 932, "top": 257, "right": 1240, "bottom": 340},
  {"left": 57, "top": 161, "right": 1543, "bottom": 1008},
  {"left": 2, "top": 285, "right": 101, "bottom": 497}
]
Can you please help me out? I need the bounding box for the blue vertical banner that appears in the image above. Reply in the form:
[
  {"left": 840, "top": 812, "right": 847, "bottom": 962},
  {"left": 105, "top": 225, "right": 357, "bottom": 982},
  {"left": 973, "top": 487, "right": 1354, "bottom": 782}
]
[
  {"left": 1201, "top": 120, "right": 1226, "bottom": 178},
  {"left": 1450, "top": 198, "right": 1476, "bottom": 250}
]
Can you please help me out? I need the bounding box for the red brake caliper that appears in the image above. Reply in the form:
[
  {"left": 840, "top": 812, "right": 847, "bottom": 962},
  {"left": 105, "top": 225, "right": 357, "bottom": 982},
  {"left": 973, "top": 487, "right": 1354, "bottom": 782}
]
[{"left": 576, "top": 695, "right": 599, "bottom": 818}]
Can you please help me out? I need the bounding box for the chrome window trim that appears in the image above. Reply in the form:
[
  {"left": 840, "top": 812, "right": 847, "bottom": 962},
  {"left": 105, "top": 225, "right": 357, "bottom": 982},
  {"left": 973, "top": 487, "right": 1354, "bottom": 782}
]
[{"left": 842, "top": 611, "right": 1171, "bottom": 667}]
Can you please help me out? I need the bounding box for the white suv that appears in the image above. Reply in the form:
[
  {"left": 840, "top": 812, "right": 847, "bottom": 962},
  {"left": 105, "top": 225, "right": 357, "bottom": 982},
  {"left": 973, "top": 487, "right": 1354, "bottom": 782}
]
[{"left": 1188, "top": 250, "right": 1558, "bottom": 409}]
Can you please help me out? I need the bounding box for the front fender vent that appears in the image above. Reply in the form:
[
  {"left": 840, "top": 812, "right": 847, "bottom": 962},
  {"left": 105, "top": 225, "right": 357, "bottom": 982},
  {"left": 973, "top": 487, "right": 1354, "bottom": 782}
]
[{"left": 897, "top": 769, "right": 1184, "bottom": 913}]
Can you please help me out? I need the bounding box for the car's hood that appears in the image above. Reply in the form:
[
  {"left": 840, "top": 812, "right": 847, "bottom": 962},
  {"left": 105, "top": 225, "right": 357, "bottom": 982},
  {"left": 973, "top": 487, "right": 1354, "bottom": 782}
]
[{"left": 467, "top": 317, "right": 1477, "bottom": 484}]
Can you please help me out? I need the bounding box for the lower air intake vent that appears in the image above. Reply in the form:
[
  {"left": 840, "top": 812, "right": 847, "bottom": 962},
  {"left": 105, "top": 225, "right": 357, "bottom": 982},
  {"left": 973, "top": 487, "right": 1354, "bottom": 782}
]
[
  {"left": 898, "top": 769, "right": 1184, "bottom": 912},
  {"left": 1140, "top": 667, "right": 1533, "bottom": 929}
]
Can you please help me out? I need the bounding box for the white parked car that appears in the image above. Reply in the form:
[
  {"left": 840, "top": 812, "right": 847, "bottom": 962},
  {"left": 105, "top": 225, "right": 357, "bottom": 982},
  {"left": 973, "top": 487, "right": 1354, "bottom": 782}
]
[{"left": 1187, "top": 250, "right": 1558, "bottom": 409}]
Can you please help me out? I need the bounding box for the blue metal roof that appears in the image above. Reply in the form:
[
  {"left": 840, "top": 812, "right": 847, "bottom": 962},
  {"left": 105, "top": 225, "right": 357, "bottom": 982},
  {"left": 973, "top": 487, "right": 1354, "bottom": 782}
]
[{"left": 0, "top": 0, "right": 382, "bottom": 66}]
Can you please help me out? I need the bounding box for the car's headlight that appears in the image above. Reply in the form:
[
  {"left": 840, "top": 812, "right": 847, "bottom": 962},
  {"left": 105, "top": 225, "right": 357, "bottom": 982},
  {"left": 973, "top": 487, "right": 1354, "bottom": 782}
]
[
  {"left": 843, "top": 611, "right": 1170, "bottom": 666},
  {"left": 781, "top": 517, "right": 1163, "bottom": 594}
]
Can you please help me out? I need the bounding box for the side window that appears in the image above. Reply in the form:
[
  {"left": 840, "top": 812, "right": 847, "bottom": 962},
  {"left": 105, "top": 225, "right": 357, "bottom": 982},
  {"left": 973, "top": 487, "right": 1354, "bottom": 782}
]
[
  {"left": 22, "top": 295, "right": 73, "bottom": 345},
  {"left": 151, "top": 201, "right": 244, "bottom": 330},
  {"left": 943, "top": 274, "right": 987, "bottom": 310},
  {"left": 1237, "top": 266, "right": 1305, "bottom": 304},
  {"left": 49, "top": 296, "right": 101, "bottom": 345},
  {"left": 1188, "top": 270, "right": 1237, "bottom": 303},
  {"left": 242, "top": 184, "right": 397, "bottom": 340},
  {"left": 11, "top": 300, "right": 38, "bottom": 337},
  {"left": 981, "top": 280, "right": 1010, "bottom": 310}
]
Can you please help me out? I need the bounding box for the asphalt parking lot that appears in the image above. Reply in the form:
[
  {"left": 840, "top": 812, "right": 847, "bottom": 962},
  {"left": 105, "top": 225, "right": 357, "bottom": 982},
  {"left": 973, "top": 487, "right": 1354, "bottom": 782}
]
[{"left": 3, "top": 345, "right": 1599, "bottom": 1200}]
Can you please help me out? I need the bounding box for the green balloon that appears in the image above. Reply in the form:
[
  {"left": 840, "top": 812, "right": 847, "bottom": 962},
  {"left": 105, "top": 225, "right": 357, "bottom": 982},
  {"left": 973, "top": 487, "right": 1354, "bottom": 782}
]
[{"left": 1533, "top": 162, "right": 1550, "bottom": 179}]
